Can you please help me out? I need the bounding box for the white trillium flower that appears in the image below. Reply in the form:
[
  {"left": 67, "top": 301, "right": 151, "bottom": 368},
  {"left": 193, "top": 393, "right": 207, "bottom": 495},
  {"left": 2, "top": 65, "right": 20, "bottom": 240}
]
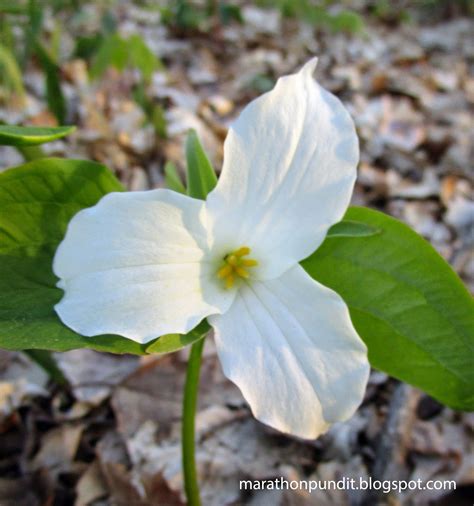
[{"left": 54, "top": 58, "right": 370, "bottom": 439}]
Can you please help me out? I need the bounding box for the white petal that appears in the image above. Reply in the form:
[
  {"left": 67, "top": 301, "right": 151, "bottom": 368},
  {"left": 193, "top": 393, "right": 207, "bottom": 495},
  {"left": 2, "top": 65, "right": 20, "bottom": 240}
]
[
  {"left": 209, "top": 265, "right": 369, "bottom": 439},
  {"left": 54, "top": 190, "right": 234, "bottom": 343},
  {"left": 205, "top": 58, "right": 359, "bottom": 279}
]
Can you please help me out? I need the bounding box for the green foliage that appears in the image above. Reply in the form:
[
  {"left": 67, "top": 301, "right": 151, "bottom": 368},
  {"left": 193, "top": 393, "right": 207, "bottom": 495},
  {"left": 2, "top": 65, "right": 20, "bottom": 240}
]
[
  {"left": 174, "top": 0, "right": 208, "bottom": 29},
  {"left": 0, "top": 1, "right": 27, "bottom": 15},
  {"left": 0, "top": 131, "right": 472, "bottom": 413},
  {"left": 0, "top": 159, "right": 138, "bottom": 354},
  {"left": 164, "top": 161, "right": 186, "bottom": 194},
  {"left": 90, "top": 33, "right": 161, "bottom": 83},
  {"left": 146, "top": 321, "right": 210, "bottom": 354},
  {"left": 370, "top": 0, "right": 473, "bottom": 24},
  {"left": 258, "top": 0, "right": 364, "bottom": 33},
  {"left": 100, "top": 8, "right": 117, "bottom": 34},
  {"left": 74, "top": 33, "right": 104, "bottom": 61},
  {"left": 0, "top": 125, "right": 75, "bottom": 146},
  {"left": 90, "top": 34, "right": 128, "bottom": 79},
  {"left": 185, "top": 129, "right": 217, "bottom": 199},
  {"left": 2, "top": 1, "right": 163, "bottom": 137},
  {"left": 24, "top": 349, "right": 67, "bottom": 384},
  {"left": 0, "top": 1, "right": 67, "bottom": 122},
  {"left": 328, "top": 10, "right": 364, "bottom": 33},
  {"left": 0, "top": 43, "right": 25, "bottom": 99},
  {"left": 0, "top": 15, "right": 15, "bottom": 52},
  {"left": 247, "top": 74, "right": 275, "bottom": 94},
  {"left": 302, "top": 207, "right": 474, "bottom": 411},
  {"left": 370, "top": 0, "right": 411, "bottom": 23},
  {"left": 327, "top": 220, "right": 380, "bottom": 238},
  {"left": 132, "top": 81, "right": 168, "bottom": 138},
  {"left": 33, "top": 41, "right": 67, "bottom": 123},
  {"left": 161, "top": 0, "right": 242, "bottom": 31},
  {"left": 128, "top": 34, "right": 158, "bottom": 82},
  {"left": 218, "top": 3, "right": 243, "bottom": 24},
  {"left": 88, "top": 30, "right": 163, "bottom": 135},
  {"left": 0, "top": 157, "right": 208, "bottom": 355},
  {"left": 24, "top": 0, "right": 43, "bottom": 65}
]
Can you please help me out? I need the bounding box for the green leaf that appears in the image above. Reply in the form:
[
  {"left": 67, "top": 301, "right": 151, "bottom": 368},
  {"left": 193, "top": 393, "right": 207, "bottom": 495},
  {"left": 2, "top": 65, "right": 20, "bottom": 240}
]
[
  {"left": 327, "top": 220, "right": 380, "bottom": 238},
  {"left": 329, "top": 10, "right": 364, "bottom": 33},
  {"left": 132, "top": 82, "right": 167, "bottom": 138},
  {"left": 34, "top": 42, "right": 66, "bottom": 123},
  {"left": 185, "top": 129, "right": 217, "bottom": 200},
  {"left": 302, "top": 207, "right": 474, "bottom": 411},
  {"left": 101, "top": 9, "right": 117, "bottom": 35},
  {"left": 218, "top": 4, "right": 243, "bottom": 25},
  {"left": 145, "top": 321, "right": 210, "bottom": 354},
  {"left": 0, "top": 43, "right": 25, "bottom": 98},
  {"left": 164, "top": 161, "right": 186, "bottom": 194},
  {"left": 0, "top": 158, "right": 150, "bottom": 355},
  {"left": 90, "top": 34, "right": 128, "bottom": 79},
  {"left": 0, "top": 125, "right": 76, "bottom": 146},
  {"left": 74, "top": 33, "right": 104, "bottom": 61},
  {"left": 128, "top": 34, "right": 160, "bottom": 82},
  {"left": 0, "top": 157, "right": 209, "bottom": 356},
  {"left": 0, "top": 1, "right": 27, "bottom": 14},
  {"left": 24, "top": 0, "right": 43, "bottom": 66},
  {"left": 150, "top": 103, "right": 168, "bottom": 138}
]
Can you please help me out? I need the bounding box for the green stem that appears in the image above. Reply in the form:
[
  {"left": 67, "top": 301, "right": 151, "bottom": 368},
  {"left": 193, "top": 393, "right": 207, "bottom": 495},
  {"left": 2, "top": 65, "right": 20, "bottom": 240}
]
[
  {"left": 17, "top": 144, "right": 46, "bottom": 161},
  {"left": 182, "top": 337, "right": 205, "bottom": 506},
  {"left": 24, "top": 349, "right": 67, "bottom": 386}
]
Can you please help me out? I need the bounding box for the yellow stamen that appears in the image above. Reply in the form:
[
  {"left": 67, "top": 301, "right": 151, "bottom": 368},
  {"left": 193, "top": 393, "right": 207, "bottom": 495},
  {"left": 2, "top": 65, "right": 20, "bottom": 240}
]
[
  {"left": 235, "top": 266, "right": 249, "bottom": 278},
  {"left": 225, "top": 274, "right": 235, "bottom": 289},
  {"left": 234, "top": 246, "right": 250, "bottom": 257},
  {"left": 241, "top": 259, "right": 258, "bottom": 267},
  {"left": 217, "top": 264, "right": 233, "bottom": 278},
  {"left": 216, "top": 246, "right": 258, "bottom": 289}
]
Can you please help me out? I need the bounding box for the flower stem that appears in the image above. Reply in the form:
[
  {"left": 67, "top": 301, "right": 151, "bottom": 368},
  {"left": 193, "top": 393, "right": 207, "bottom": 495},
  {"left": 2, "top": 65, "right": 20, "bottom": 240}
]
[{"left": 182, "top": 337, "right": 205, "bottom": 506}]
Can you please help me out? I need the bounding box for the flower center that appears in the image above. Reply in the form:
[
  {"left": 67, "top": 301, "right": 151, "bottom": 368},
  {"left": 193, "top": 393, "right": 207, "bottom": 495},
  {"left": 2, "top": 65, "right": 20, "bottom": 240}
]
[{"left": 216, "top": 246, "right": 258, "bottom": 289}]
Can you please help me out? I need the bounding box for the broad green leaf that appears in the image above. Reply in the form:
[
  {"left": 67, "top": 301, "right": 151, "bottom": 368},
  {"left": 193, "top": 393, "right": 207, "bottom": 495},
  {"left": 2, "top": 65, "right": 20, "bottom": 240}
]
[
  {"left": 327, "top": 220, "right": 380, "bottom": 238},
  {"left": 0, "top": 158, "right": 210, "bottom": 356},
  {"left": 164, "top": 161, "right": 186, "bottom": 194},
  {"left": 0, "top": 125, "right": 75, "bottom": 146},
  {"left": 146, "top": 321, "right": 210, "bottom": 354},
  {"left": 186, "top": 129, "right": 217, "bottom": 199},
  {"left": 302, "top": 207, "right": 474, "bottom": 411},
  {"left": 0, "top": 158, "right": 147, "bottom": 355}
]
